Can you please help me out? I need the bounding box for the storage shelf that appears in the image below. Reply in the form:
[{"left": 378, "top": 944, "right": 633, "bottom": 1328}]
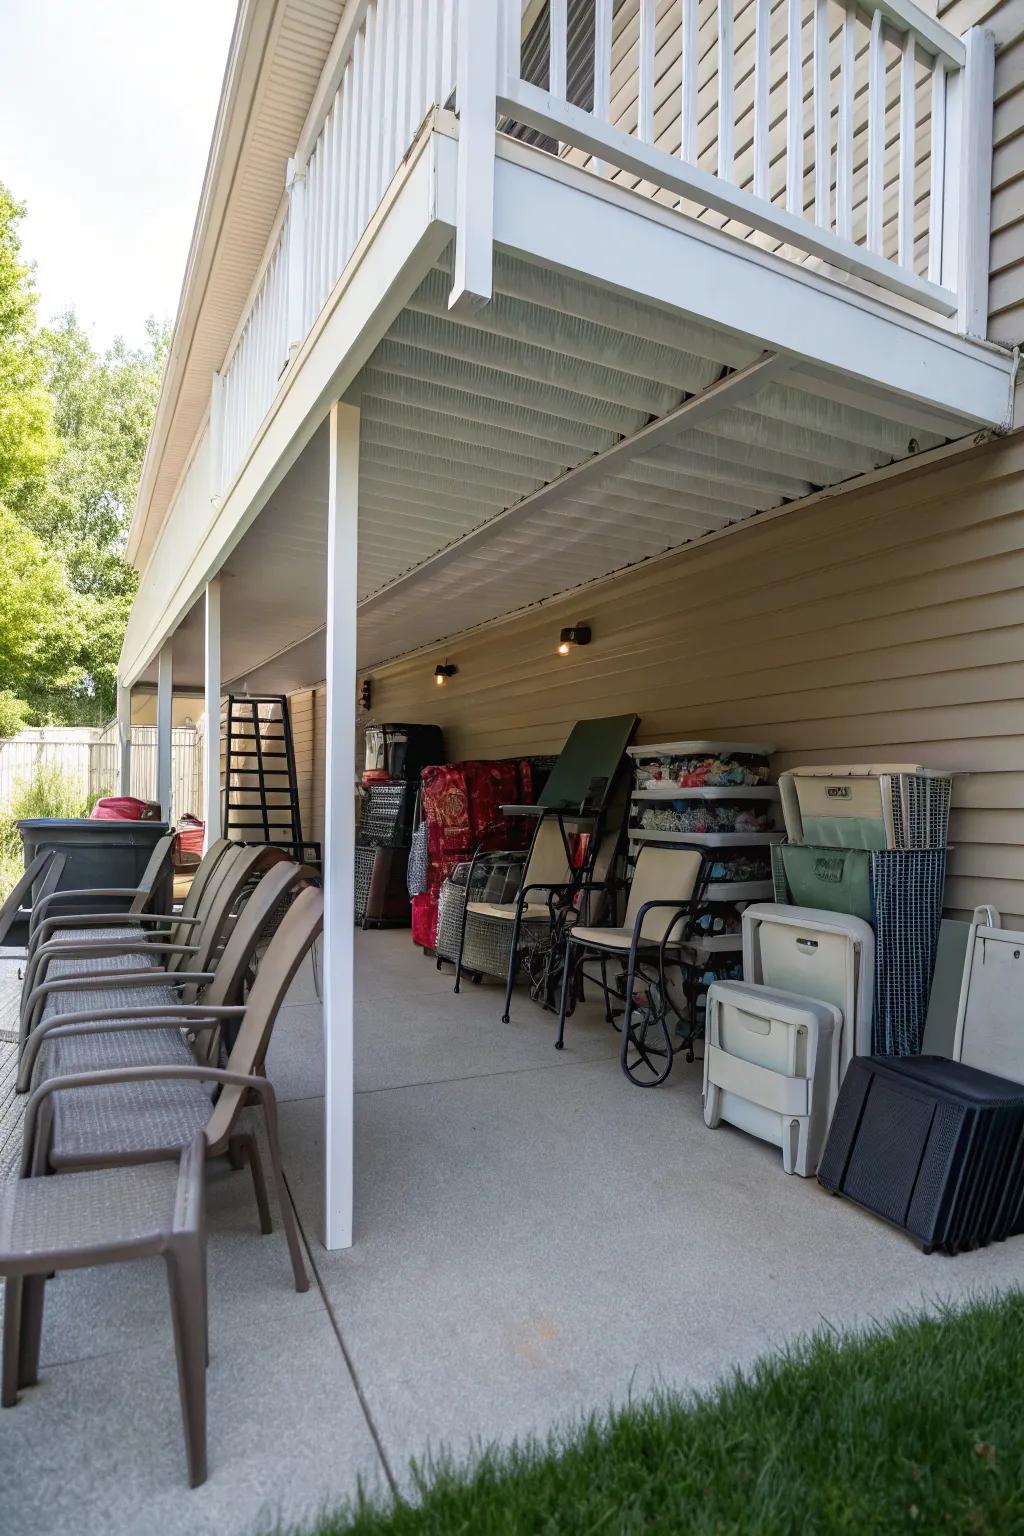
[
  {"left": 679, "top": 933, "right": 743, "bottom": 954},
  {"left": 704, "top": 880, "right": 775, "bottom": 901},
  {"left": 631, "top": 785, "right": 779, "bottom": 802},
  {"left": 628, "top": 830, "right": 785, "bottom": 847}
]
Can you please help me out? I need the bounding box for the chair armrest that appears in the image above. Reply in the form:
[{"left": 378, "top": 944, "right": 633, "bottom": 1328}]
[
  {"left": 30, "top": 886, "right": 145, "bottom": 931},
  {"left": 26, "top": 943, "right": 199, "bottom": 997},
  {"left": 22, "top": 970, "right": 215, "bottom": 1042},
  {"left": 32, "top": 913, "right": 200, "bottom": 948},
  {"left": 628, "top": 898, "right": 701, "bottom": 952}
]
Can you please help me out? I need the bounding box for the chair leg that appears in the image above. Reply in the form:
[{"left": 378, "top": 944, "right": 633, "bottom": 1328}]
[
  {"left": 18, "top": 1274, "right": 45, "bottom": 1390},
  {"left": 599, "top": 955, "right": 614, "bottom": 1024},
  {"left": 258, "top": 1101, "right": 309, "bottom": 1294},
  {"left": 165, "top": 1242, "right": 208, "bottom": 1488},
  {"left": 502, "top": 900, "right": 527, "bottom": 1025},
  {"left": 238, "top": 1134, "right": 273, "bottom": 1236},
  {"left": 620, "top": 952, "right": 639, "bottom": 1079},
  {"left": 554, "top": 936, "right": 575, "bottom": 1050},
  {"left": 2, "top": 1277, "right": 23, "bottom": 1407}
]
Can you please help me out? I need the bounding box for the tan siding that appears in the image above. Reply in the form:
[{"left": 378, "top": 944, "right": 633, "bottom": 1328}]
[{"left": 361, "top": 431, "right": 1024, "bottom": 926}]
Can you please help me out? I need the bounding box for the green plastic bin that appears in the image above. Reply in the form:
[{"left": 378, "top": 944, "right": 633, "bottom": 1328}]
[{"left": 18, "top": 818, "right": 172, "bottom": 915}]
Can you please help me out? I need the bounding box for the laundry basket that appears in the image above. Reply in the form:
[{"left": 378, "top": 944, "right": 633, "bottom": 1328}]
[{"left": 778, "top": 765, "right": 954, "bottom": 851}]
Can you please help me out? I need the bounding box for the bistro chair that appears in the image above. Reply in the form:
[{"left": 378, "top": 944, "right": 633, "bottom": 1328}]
[{"left": 554, "top": 842, "right": 711, "bottom": 1086}]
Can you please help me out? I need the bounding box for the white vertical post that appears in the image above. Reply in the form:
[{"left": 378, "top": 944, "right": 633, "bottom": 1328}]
[
  {"left": 680, "top": 0, "right": 698, "bottom": 165},
  {"left": 592, "top": 0, "right": 612, "bottom": 175},
  {"left": 956, "top": 28, "right": 995, "bottom": 337},
  {"left": 717, "top": 0, "right": 734, "bottom": 180},
  {"left": 753, "top": 0, "right": 771, "bottom": 200},
  {"left": 867, "top": 9, "right": 885, "bottom": 255},
  {"left": 323, "top": 401, "right": 359, "bottom": 1252},
  {"left": 203, "top": 578, "right": 222, "bottom": 852},
  {"left": 285, "top": 158, "right": 307, "bottom": 358},
  {"left": 638, "top": 0, "right": 656, "bottom": 145},
  {"left": 786, "top": 0, "right": 804, "bottom": 216},
  {"left": 927, "top": 57, "right": 947, "bottom": 285},
  {"left": 550, "top": 0, "right": 567, "bottom": 99},
  {"left": 836, "top": 1, "right": 855, "bottom": 240},
  {"left": 156, "top": 641, "right": 174, "bottom": 824},
  {"left": 449, "top": 0, "right": 499, "bottom": 311},
  {"left": 812, "top": 0, "right": 830, "bottom": 227},
  {"left": 116, "top": 679, "right": 132, "bottom": 798},
  {"left": 898, "top": 31, "right": 917, "bottom": 270}
]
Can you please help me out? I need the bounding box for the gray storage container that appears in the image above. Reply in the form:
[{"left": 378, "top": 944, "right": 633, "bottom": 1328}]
[{"left": 18, "top": 818, "right": 172, "bottom": 914}]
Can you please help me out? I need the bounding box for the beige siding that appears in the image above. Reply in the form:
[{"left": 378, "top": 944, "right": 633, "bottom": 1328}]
[{"left": 340, "top": 431, "right": 1024, "bottom": 926}]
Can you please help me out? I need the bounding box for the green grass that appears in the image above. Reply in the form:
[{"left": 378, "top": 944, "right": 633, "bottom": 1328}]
[
  {"left": 304, "top": 1292, "right": 1024, "bottom": 1536},
  {"left": 0, "top": 766, "right": 102, "bottom": 898}
]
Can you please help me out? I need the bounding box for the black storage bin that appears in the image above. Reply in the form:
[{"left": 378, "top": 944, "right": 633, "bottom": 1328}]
[
  {"left": 18, "top": 818, "right": 172, "bottom": 915},
  {"left": 819, "top": 1054, "right": 1024, "bottom": 1254}
]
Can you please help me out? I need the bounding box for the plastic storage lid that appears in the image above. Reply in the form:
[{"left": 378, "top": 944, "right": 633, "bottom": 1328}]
[{"left": 627, "top": 740, "right": 775, "bottom": 757}]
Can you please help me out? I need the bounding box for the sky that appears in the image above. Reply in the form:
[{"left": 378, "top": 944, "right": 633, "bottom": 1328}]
[{"left": 1, "top": 0, "right": 237, "bottom": 352}]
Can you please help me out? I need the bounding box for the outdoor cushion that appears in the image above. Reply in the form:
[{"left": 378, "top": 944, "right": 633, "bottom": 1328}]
[
  {"left": 466, "top": 901, "right": 555, "bottom": 922},
  {"left": 570, "top": 924, "right": 687, "bottom": 951}
]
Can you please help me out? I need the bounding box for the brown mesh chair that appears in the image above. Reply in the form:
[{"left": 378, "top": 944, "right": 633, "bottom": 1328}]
[
  {"left": 26, "top": 832, "right": 178, "bottom": 942},
  {"left": 555, "top": 843, "right": 711, "bottom": 1086},
  {"left": 17, "top": 843, "right": 274, "bottom": 1061},
  {"left": 0, "top": 850, "right": 66, "bottom": 947},
  {"left": 20, "top": 886, "right": 324, "bottom": 1294},
  {"left": 0, "top": 1133, "right": 208, "bottom": 1486}
]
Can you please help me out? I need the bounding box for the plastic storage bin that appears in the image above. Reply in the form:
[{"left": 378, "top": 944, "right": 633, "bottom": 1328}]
[
  {"left": 704, "top": 982, "right": 839, "bottom": 1176},
  {"left": 18, "top": 817, "right": 171, "bottom": 914},
  {"left": 778, "top": 764, "right": 954, "bottom": 850}
]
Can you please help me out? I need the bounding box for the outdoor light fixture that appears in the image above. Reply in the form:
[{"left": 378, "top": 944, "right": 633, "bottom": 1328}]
[
  {"left": 359, "top": 679, "right": 372, "bottom": 711},
  {"left": 434, "top": 663, "right": 457, "bottom": 687},
  {"left": 557, "top": 625, "right": 591, "bottom": 655}
]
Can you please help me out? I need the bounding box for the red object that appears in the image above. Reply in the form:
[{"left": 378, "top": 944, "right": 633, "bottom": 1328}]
[
  {"left": 175, "top": 815, "right": 205, "bottom": 860},
  {"left": 361, "top": 769, "right": 394, "bottom": 784},
  {"left": 413, "top": 760, "right": 534, "bottom": 950},
  {"left": 90, "top": 795, "right": 162, "bottom": 821}
]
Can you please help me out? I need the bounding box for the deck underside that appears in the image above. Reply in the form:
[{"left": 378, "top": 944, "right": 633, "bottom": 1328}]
[{"left": 128, "top": 128, "right": 1013, "bottom": 690}]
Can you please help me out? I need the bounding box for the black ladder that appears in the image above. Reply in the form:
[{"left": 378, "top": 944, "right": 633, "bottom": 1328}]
[{"left": 223, "top": 694, "right": 306, "bottom": 856}]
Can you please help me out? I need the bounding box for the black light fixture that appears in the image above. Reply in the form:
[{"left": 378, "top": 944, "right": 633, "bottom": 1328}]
[
  {"left": 359, "top": 678, "right": 372, "bottom": 710},
  {"left": 557, "top": 624, "right": 591, "bottom": 656},
  {"left": 434, "top": 662, "right": 457, "bottom": 687}
]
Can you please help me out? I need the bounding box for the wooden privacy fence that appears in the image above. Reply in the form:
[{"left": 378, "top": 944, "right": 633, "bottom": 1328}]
[{"left": 0, "top": 726, "right": 204, "bottom": 819}]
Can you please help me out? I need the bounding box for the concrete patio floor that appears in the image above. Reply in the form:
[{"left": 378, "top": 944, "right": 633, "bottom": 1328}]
[{"left": 3, "top": 928, "right": 1022, "bottom": 1535}]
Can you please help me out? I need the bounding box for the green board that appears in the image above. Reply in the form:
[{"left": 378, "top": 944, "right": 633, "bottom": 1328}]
[
  {"left": 538, "top": 714, "right": 639, "bottom": 810},
  {"left": 772, "top": 843, "right": 875, "bottom": 925}
]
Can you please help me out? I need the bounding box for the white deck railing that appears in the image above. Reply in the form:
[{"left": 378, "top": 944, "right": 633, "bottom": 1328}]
[{"left": 210, "top": 0, "right": 993, "bottom": 504}]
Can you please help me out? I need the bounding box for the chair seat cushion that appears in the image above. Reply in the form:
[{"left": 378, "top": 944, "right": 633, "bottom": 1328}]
[
  {"left": 37, "top": 947, "right": 158, "bottom": 986},
  {"left": 571, "top": 924, "right": 684, "bottom": 952},
  {"left": 41, "top": 979, "right": 180, "bottom": 1025},
  {"left": 0, "top": 1161, "right": 179, "bottom": 1262},
  {"left": 49, "top": 1077, "right": 212, "bottom": 1167},
  {"left": 42, "top": 924, "right": 141, "bottom": 949},
  {"left": 43, "top": 1024, "right": 195, "bottom": 1083}
]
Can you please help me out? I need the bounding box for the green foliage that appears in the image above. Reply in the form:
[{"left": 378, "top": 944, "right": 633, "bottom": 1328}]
[
  {"left": 0, "top": 183, "right": 167, "bottom": 725},
  {"left": 301, "top": 1293, "right": 1024, "bottom": 1536},
  {"left": 0, "top": 690, "right": 30, "bottom": 737},
  {"left": 0, "top": 765, "right": 98, "bottom": 898},
  {"left": 0, "top": 185, "right": 55, "bottom": 513}
]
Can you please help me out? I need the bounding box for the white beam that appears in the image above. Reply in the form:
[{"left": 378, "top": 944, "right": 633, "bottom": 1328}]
[
  {"left": 449, "top": 0, "right": 499, "bottom": 310},
  {"left": 156, "top": 641, "right": 174, "bottom": 824},
  {"left": 116, "top": 679, "right": 132, "bottom": 798},
  {"left": 203, "top": 578, "right": 222, "bottom": 851},
  {"left": 323, "top": 401, "right": 359, "bottom": 1251},
  {"left": 956, "top": 29, "right": 995, "bottom": 339}
]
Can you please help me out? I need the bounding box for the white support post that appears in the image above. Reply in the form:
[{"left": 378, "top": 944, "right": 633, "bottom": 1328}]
[
  {"left": 203, "top": 578, "right": 222, "bottom": 852},
  {"left": 156, "top": 641, "right": 174, "bottom": 825},
  {"left": 449, "top": 0, "right": 499, "bottom": 312},
  {"left": 116, "top": 679, "right": 132, "bottom": 798},
  {"left": 285, "top": 158, "right": 308, "bottom": 358},
  {"left": 323, "top": 401, "right": 359, "bottom": 1252},
  {"left": 955, "top": 28, "right": 995, "bottom": 338}
]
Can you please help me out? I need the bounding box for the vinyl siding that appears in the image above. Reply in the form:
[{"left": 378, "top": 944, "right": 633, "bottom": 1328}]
[{"left": 287, "top": 430, "right": 1024, "bottom": 927}]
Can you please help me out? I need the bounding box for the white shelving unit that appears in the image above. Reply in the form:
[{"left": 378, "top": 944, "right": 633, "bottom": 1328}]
[{"left": 626, "top": 829, "right": 785, "bottom": 848}]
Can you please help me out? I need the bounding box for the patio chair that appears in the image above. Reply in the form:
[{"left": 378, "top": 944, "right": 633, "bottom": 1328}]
[
  {"left": 1, "top": 1132, "right": 208, "bottom": 1486},
  {"left": 554, "top": 843, "right": 711, "bottom": 1086},
  {"left": 19, "top": 885, "right": 324, "bottom": 1293},
  {"left": 18, "top": 855, "right": 309, "bottom": 1091},
  {"left": 0, "top": 850, "right": 67, "bottom": 948},
  {"left": 19, "top": 843, "right": 270, "bottom": 1043}
]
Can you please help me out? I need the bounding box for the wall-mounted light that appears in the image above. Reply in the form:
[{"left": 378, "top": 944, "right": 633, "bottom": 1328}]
[
  {"left": 359, "top": 678, "right": 373, "bottom": 711},
  {"left": 434, "top": 662, "right": 457, "bottom": 688},
  {"left": 557, "top": 624, "right": 591, "bottom": 655}
]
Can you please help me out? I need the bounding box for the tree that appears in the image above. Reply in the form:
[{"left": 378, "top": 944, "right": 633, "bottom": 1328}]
[
  {"left": 0, "top": 505, "right": 87, "bottom": 717},
  {"left": 0, "top": 185, "right": 55, "bottom": 513}
]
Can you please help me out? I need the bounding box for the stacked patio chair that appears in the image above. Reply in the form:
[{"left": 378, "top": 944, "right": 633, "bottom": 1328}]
[{"left": 0, "top": 850, "right": 68, "bottom": 949}]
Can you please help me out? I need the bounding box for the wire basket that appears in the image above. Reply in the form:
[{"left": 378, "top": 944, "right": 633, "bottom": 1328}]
[{"left": 778, "top": 766, "right": 953, "bottom": 851}]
